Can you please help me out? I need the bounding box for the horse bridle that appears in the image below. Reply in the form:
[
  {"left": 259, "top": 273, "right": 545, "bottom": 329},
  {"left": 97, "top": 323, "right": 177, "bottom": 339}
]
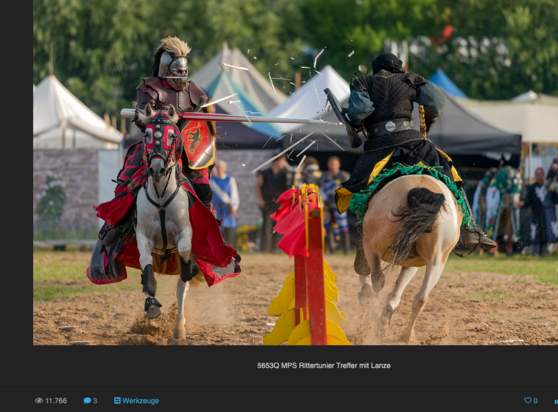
[{"left": 142, "top": 112, "right": 185, "bottom": 266}]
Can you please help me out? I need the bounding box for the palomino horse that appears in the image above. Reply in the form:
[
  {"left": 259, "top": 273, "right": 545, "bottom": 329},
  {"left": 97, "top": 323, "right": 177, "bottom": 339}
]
[
  {"left": 136, "top": 103, "right": 196, "bottom": 340},
  {"left": 358, "top": 174, "right": 462, "bottom": 343}
]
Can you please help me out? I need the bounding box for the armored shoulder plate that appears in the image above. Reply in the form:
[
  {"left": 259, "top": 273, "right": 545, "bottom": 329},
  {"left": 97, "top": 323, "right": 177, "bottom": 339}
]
[
  {"left": 405, "top": 73, "right": 427, "bottom": 88},
  {"left": 349, "top": 72, "right": 368, "bottom": 92},
  {"left": 137, "top": 77, "right": 168, "bottom": 103},
  {"left": 188, "top": 81, "right": 209, "bottom": 107}
]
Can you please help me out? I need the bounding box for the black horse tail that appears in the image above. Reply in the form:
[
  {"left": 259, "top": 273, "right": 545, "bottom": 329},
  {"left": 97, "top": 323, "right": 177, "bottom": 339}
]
[{"left": 387, "top": 187, "right": 446, "bottom": 270}]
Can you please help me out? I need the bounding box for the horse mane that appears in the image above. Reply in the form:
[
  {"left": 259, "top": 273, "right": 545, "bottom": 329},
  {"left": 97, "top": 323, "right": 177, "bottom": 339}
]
[{"left": 150, "top": 37, "right": 191, "bottom": 77}]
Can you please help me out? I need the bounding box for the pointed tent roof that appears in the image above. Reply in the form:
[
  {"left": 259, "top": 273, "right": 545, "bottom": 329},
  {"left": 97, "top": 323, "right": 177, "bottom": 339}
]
[
  {"left": 511, "top": 90, "right": 538, "bottom": 103},
  {"left": 33, "top": 75, "right": 122, "bottom": 148},
  {"left": 190, "top": 43, "right": 287, "bottom": 113},
  {"left": 428, "top": 69, "right": 468, "bottom": 99},
  {"left": 188, "top": 43, "right": 287, "bottom": 148},
  {"left": 269, "top": 65, "right": 350, "bottom": 134}
]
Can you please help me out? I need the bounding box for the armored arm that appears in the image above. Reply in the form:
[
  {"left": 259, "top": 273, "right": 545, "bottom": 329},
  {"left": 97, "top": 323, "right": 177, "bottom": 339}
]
[
  {"left": 133, "top": 86, "right": 158, "bottom": 133},
  {"left": 414, "top": 80, "right": 446, "bottom": 133},
  {"left": 346, "top": 74, "right": 375, "bottom": 127}
]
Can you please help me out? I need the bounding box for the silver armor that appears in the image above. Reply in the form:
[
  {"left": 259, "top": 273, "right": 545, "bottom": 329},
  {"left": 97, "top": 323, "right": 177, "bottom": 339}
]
[{"left": 158, "top": 51, "right": 188, "bottom": 91}]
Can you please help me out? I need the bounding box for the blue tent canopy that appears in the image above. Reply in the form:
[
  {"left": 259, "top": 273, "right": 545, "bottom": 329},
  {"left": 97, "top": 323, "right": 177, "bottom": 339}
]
[
  {"left": 204, "top": 72, "right": 282, "bottom": 148},
  {"left": 428, "top": 69, "right": 468, "bottom": 99}
]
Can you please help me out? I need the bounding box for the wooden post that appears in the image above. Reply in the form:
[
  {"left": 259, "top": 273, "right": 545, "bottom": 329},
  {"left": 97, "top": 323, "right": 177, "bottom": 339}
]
[
  {"left": 112, "top": 115, "right": 117, "bottom": 130},
  {"left": 305, "top": 207, "right": 327, "bottom": 345},
  {"left": 294, "top": 72, "right": 301, "bottom": 91},
  {"left": 528, "top": 141, "right": 533, "bottom": 183},
  {"left": 120, "top": 117, "right": 126, "bottom": 136}
]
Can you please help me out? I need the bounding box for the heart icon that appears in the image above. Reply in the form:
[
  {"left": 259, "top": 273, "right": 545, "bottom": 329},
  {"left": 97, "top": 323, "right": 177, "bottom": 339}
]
[{"left": 524, "top": 397, "right": 532, "bottom": 404}]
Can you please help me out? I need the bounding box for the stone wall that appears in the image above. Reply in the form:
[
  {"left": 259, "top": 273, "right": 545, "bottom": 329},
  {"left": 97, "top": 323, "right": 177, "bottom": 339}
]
[
  {"left": 213, "top": 149, "right": 278, "bottom": 227},
  {"left": 33, "top": 149, "right": 99, "bottom": 228}
]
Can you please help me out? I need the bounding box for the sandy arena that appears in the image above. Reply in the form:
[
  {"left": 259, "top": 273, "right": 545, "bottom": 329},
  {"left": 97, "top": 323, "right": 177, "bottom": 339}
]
[{"left": 33, "top": 254, "right": 558, "bottom": 346}]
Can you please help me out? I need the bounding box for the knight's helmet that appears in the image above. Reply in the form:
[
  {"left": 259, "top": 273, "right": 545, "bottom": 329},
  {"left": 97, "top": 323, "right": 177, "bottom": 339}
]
[{"left": 151, "top": 36, "right": 191, "bottom": 91}]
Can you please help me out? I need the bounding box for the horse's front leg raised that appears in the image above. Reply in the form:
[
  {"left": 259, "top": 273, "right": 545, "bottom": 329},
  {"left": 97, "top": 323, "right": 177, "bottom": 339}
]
[
  {"left": 174, "top": 226, "right": 193, "bottom": 340},
  {"left": 136, "top": 231, "right": 162, "bottom": 319}
]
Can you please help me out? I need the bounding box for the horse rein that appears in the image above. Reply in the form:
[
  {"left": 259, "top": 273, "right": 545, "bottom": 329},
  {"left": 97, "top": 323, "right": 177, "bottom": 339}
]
[{"left": 143, "top": 163, "right": 182, "bottom": 266}]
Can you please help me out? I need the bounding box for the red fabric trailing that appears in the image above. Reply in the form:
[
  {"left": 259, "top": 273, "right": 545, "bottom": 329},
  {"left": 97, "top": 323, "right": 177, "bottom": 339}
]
[{"left": 91, "top": 164, "right": 239, "bottom": 286}]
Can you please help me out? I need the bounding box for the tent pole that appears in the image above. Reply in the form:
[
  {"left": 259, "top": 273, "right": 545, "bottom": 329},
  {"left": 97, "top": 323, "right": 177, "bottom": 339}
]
[
  {"left": 62, "top": 124, "right": 66, "bottom": 149},
  {"left": 528, "top": 141, "right": 532, "bottom": 183},
  {"left": 72, "top": 128, "right": 76, "bottom": 148}
]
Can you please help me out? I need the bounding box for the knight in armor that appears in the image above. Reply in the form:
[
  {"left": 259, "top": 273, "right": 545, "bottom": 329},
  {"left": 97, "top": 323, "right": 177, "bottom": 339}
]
[
  {"left": 334, "top": 53, "right": 497, "bottom": 275},
  {"left": 101, "top": 37, "right": 215, "bottom": 247}
]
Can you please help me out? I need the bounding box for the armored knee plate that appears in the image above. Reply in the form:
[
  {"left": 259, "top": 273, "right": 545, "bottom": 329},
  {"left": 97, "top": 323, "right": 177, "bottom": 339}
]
[
  {"left": 180, "top": 257, "right": 199, "bottom": 282},
  {"left": 141, "top": 264, "right": 156, "bottom": 296}
]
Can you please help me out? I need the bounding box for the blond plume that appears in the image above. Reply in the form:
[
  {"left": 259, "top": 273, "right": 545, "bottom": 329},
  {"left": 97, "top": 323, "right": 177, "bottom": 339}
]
[{"left": 156, "top": 36, "right": 191, "bottom": 58}]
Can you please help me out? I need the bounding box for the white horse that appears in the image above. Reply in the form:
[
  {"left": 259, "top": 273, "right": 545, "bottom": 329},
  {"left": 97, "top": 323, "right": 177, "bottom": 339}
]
[
  {"left": 135, "top": 103, "right": 196, "bottom": 340},
  {"left": 358, "top": 174, "right": 462, "bottom": 343}
]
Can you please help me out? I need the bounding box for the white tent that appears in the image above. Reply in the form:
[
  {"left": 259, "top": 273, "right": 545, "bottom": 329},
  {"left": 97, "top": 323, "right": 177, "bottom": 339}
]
[
  {"left": 33, "top": 74, "right": 123, "bottom": 149},
  {"left": 189, "top": 42, "right": 287, "bottom": 113},
  {"left": 268, "top": 65, "right": 350, "bottom": 133},
  {"left": 466, "top": 104, "right": 558, "bottom": 145}
]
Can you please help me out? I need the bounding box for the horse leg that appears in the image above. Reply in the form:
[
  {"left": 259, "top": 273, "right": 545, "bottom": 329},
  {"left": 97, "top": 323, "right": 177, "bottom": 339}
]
[
  {"left": 401, "top": 258, "right": 444, "bottom": 343},
  {"left": 358, "top": 250, "right": 384, "bottom": 305},
  {"left": 136, "top": 232, "right": 162, "bottom": 319},
  {"left": 381, "top": 266, "right": 418, "bottom": 327},
  {"left": 174, "top": 227, "right": 193, "bottom": 340},
  {"left": 173, "top": 278, "right": 189, "bottom": 340},
  {"left": 358, "top": 275, "right": 373, "bottom": 306}
]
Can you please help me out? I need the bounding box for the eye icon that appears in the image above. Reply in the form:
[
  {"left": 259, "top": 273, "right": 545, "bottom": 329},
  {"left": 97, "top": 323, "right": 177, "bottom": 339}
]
[{"left": 35, "top": 398, "right": 44, "bottom": 404}]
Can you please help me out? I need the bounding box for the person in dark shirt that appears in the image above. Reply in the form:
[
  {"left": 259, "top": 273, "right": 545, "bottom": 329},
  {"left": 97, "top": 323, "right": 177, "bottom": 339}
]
[
  {"left": 255, "top": 155, "right": 292, "bottom": 253},
  {"left": 520, "top": 167, "right": 558, "bottom": 256}
]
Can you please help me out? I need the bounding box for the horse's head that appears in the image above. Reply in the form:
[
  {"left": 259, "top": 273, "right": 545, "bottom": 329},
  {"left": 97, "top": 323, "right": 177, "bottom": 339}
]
[{"left": 138, "top": 103, "right": 182, "bottom": 183}]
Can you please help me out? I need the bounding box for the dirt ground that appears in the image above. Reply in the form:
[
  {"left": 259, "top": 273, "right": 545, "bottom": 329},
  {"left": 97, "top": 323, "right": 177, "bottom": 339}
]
[{"left": 33, "top": 254, "right": 558, "bottom": 346}]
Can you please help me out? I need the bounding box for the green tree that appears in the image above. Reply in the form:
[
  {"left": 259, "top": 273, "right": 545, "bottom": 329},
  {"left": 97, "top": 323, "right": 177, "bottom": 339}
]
[
  {"left": 298, "top": 0, "right": 444, "bottom": 79},
  {"left": 34, "top": 0, "right": 160, "bottom": 115},
  {"left": 37, "top": 173, "right": 67, "bottom": 222},
  {"left": 409, "top": 0, "right": 558, "bottom": 99},
  {"left": 33, "top": 0, "right": 305, "bottom": 115}
]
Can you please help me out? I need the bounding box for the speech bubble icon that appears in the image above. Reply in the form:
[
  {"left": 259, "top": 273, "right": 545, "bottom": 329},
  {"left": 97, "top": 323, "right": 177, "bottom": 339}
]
[{"left": 84, "top": 397, "right": 92, "bottom": 404}]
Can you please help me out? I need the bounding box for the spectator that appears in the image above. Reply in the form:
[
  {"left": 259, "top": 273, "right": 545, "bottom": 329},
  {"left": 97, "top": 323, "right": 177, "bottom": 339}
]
[
  {"left": 520, "top": 167, "right": 558, "bottom": 256},
  {"left": 255, "top": 155, "right": 292, "bottom": 253},
  {"left": 210, "top": 160, "right": 239, "bottom": 248},
  {"left": 472, "top": 167, "right": 497, "bottom": 232},
  {"left": 294, "top": 156, "right": 322, "bottom": 188},
  {"left": 321, "top": 156, "right": 351, "bottom": 254}
]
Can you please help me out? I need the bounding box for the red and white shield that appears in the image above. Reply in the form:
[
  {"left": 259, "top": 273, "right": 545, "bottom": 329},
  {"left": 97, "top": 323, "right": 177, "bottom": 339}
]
[{"left": 181, "top": 120, "right": 215, "bottom": 169}]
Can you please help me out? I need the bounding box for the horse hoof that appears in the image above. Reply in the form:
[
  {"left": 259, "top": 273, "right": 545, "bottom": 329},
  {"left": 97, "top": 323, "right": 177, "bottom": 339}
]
[
  {"left": 400, "top": 329, "right": 414, "bottom": 343},
  {"left": 358, "top": 283, "right": 373, "bottom": 306},
  {"left": 173, "top": 329, "right": 186, "bottom": 340},
  {"left": 146, "top": 306, "right": 162, "bottom": 319},
  {"left": 380, "top": 305, "right": 394, "bottom": 327},
  {"left": 371, "top": 274, "right": 385, "bottom": 292}
]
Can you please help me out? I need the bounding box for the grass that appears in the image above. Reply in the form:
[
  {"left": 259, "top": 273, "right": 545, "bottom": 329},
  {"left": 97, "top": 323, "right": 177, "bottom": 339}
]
[
  {"left": 33, "top": 249, "right": 141, "bottom": 301},
  {"left": 442, "top": 253, "right": 558, "bottom": 285},
  {"left": 33, "top": 224, "right": 98, "bottom": 241}
]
